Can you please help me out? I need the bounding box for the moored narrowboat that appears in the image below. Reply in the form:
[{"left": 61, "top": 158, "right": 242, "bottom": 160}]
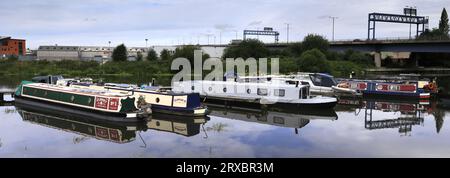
[
  {"left": 172, "top": 74, "right": 338, "bottom": 109},
  {"left": 64, "top": 81, "right": 207, "bottom": 117},
  {"left": 15, "top": 81, "right": 150, "bottom": 120}
]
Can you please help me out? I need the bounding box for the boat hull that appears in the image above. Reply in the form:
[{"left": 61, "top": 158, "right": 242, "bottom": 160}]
[
  {"left": 362, "top": 90, "right": 430, "bottom": 100},
  {"left": 150, "top": 105, "right": 208, "bottom": 117},
  {"left": 202, "top": 96, "right": 337, "bottom": 110}
]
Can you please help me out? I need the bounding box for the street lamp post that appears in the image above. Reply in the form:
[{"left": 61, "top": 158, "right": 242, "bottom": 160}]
[{"left": 329, "top": 16, "right": 338, "bottom": 41}]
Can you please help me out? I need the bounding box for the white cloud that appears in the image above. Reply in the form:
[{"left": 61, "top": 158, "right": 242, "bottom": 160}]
[{"left": 0, "top": 0, "right": 448, "bottom": 48}]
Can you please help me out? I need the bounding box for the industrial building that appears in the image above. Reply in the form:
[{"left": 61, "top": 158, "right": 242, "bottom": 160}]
[
  {"left": 0, "top": 36, "right": 26, "bottom": 58},
  {"left": 37, "top": 45, "right": 151, "bottom": 62}
]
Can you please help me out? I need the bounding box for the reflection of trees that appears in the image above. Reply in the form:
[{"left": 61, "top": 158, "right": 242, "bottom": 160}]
[
  {"left": 206, "top": 123, "right": 229, "bottom": 133},
  {"left": 0, "top": 138, "right": 2, "bottom": 148},
  {"left": 433, "top": 110, "right": 446, "bottom": 134}
]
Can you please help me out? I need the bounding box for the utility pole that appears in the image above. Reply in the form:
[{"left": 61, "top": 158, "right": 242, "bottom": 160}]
[
  {"left": 285, "top": 23, "right": 290, "bottom": 43},
  {"left": 405, "top": 6, "right": 417, "bottom": 39},
  {"left": 329, "top": 16, "right": 338, "bottom": 41},
  {"left": 206, "top": 34, "right": 213, "bottom": 45}
]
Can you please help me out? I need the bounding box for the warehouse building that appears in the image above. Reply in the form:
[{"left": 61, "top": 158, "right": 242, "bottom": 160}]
[{"left": 37, "top": 45, "right": 151, "bottom": 61}]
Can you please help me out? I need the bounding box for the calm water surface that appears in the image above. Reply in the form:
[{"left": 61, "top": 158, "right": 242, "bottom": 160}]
[{"left": 1, "top": 79, "right": 450, "bottom": 158}]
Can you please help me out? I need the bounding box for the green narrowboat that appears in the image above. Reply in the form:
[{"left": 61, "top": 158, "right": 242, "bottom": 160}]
[{"left": 15, "top": 81, "right": 149, "bottom": 120}]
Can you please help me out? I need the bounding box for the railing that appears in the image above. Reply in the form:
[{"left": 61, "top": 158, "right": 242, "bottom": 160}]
[{"left": 331, "top": 36, "right": 450, "bottom": 43}]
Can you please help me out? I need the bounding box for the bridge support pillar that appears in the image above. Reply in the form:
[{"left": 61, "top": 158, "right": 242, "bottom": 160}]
[{"left": 374, "top": 52, "right": 382, "bottom": 68}]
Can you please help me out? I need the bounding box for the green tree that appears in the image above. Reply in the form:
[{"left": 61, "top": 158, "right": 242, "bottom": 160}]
[
  {"left": 112, "top": 44, "right": 128, "bottom": 62},
  {"left": 418, "top": 28, "right": 450, "bottom": 40},
  {"left": 146, "top": 49, "right": 158, "bottom": 61},
  {"left": 160, "top": 49, "right": 172, "bottom": 61},
  {"left": 222, "top": 39, "right": 270, "bottom": 59},
  {"left": 285, "top": 42, "right": 303, "bottom": 57},
  {"left": 136, "top": 52, "right": 143, "bottom": 61},
  {"left": 348, "top": 51, "right": 374, "bottom": 67},
  {"left": 279, "top": 57, "right": 299, "bottom": 74},
  {"left": 297, "top": 49, "right": 331, "bottom": 73},
  {"left": 328, "top": 60, "right": 363, "bottom": 78},
  {"left": 439, "top": 8, "right": 449, "bottom": 35},
  {"left": 302, "top": 34, "right": 329, "bottom": 53}
]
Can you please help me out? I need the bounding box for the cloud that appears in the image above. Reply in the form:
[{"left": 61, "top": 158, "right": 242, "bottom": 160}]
[
  {"left": 214, "top": 24, "right": 235, "bottom": 31},
  {"left": 0, "top": 0, "right": 448, "bottom": 48},
  {"left": 248, "top": 21, "right": 263, "bottom": 26}
]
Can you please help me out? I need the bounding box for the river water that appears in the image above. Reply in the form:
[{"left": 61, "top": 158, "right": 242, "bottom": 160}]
[{"left": 1, "top": 76, "right": 450, "bottom": 157}]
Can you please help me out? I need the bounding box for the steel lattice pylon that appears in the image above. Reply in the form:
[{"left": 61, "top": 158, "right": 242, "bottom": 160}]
[
  {"left": 243, "top": 30, "right": 280, "bottom": 43},
  {"left": 368, "top": 13, "right": 429, "bottom": 40}
]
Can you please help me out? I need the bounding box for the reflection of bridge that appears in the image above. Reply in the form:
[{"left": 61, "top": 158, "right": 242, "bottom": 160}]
[
  {"left": 365, "top": 117, "right": 423, "bottom": 130},
  {"left": 364, "top": 103, "right": 425, "bottom": 135}
]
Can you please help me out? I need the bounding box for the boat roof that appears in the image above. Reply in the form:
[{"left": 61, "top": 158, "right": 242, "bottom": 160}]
[
  {"left": 181, "top": 80, "right": 310, "bottom": 89},
  {"left": 25, "top": 83, "right": 132, "bottom": 97}
]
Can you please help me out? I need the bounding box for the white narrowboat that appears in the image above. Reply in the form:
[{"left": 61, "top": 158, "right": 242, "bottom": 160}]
[{"left": 172, "top": 74, "right": 337, "bottom": 109}]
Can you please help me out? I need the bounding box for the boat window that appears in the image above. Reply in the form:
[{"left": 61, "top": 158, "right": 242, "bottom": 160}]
[
  {"left": 208, "top": 87, "right": 212, "bottom": 91},
  {"left": 156, "top": 98, "right": 160, "bottom": 103},
  {"left": 286, "top": 80, "right": 297, "bottom": 85},
  {"left": 247, "top": 89, "right": 251, "bottom": 94},
  {"left": 257, "top": 116, "right": 267, "bottom": 122},
  {"left": 301, "top": 82, "right": 309, "bottom": 85},
  {"left": 257, "top": 88, "right": 268, "bottom": 96},
  {"left": 274, "top": 89, "right": 285, "bottom": 97},
  {"left": 321, "top": 77, "right": 337, "bottom": 87},
  {"left": 191, "top": 86, "right": 195, "bottom": 91},
  {"left": 223, "top": 88, "right": 227, "bottom": 93},
  {"left": 300, "top": 87, "right": 308, "bottom": 99},
  {"left": 273, "top": 116, "right": 285, "bottom": 124}
]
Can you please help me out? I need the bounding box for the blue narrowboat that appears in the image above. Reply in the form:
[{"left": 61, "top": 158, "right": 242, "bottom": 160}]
[{"left": 333, "top": 80, "right": 437, "bottom": 100}]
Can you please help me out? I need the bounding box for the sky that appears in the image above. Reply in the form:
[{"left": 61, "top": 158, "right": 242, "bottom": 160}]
[{"left": 0, "top": 0, "right": 449, "bottom": 49}]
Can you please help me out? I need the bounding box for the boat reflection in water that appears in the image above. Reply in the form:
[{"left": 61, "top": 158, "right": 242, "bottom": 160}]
[
  {"left": 337, "top": 98, "right": 433, "bottom": 136},
  {"left": 206, "top": 103, "right": 338, "bottom": 134},
  {"left": 15, "top": 102, "right": 210, "bottom": 144},
  {"left": 147, "top": 114, "right": 210, "bottom": 137}
]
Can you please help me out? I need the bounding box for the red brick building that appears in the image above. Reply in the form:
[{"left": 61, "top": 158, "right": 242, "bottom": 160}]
[{"left": 0, "top": 36, "right": 26, "bottom": 57}]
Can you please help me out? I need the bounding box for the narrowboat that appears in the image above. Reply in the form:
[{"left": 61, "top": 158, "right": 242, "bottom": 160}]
[
  {"left": 14, "top": 80, "right": 150, "bottom": 121},
  {"left": 332, "top": 79, "right": 437, "bottom": 100},
  {"left": 171, "top": 73, "right": 338, "bottom": 109},
  {"left": 239, "top": 73, "right": 338, "bottom": 96},
  {"left": 62, "top": 81, "right": 207, "bottom": 117}
]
